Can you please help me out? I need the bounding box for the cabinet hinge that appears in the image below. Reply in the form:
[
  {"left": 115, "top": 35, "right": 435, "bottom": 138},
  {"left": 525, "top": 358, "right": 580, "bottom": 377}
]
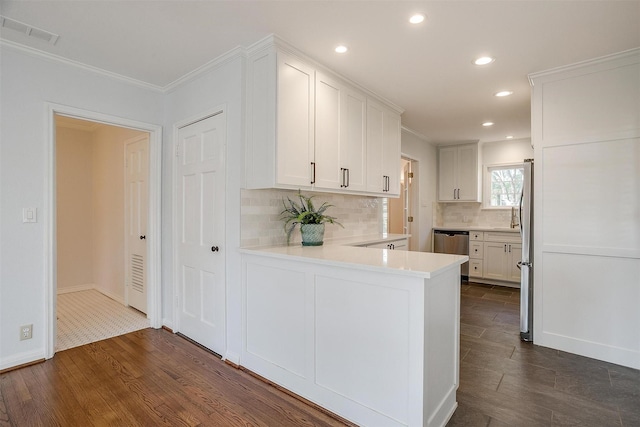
[
  {"left": 408, "top": 172, "right": 414, "bottom": 178},
  {"left": 175, "top": 143, "right": 180, "bottom": 157},
  {"left": 407, "top": 216, "right": 414, "bottom": 223}
]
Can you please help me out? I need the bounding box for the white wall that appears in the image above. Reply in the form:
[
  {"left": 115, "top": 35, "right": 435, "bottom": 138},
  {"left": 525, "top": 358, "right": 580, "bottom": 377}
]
[
  {"left": 0, "top": 44, "right": 163, "bottom": 369},
  {"left": 92, "top": 125, "right": 147, "bottom": 301},
  {"left": 56, "top": 127, "right": 94, "bottom": 291},
  {"left": 400, "top": 128, "right": 437, "bottom": 252},
  {"left": 162, "top": 54, "right": 245, "bottom": 362}
]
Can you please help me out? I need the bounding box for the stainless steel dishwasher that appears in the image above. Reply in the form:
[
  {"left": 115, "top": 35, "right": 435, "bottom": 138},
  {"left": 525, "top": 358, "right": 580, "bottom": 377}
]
[{"left": 434, "top": 230, "right": 469, "bottom": 278}]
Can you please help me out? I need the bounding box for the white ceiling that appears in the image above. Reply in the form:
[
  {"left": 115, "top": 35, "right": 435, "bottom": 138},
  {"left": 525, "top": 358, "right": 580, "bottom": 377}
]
[{"left": 1, "top": 1, "right": 639, "bottom": 144}]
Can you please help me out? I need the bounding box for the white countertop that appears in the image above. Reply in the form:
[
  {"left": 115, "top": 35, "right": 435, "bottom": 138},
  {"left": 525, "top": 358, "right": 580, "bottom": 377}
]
[
  {"left": 240, "top": 244, "right": 468, "bottom": 279},
  {"left": 324, "top": 233, "right": 411, "bottom": 246},
  {"left": 434, "top": 226, "right": 520, "bottom": 233}
]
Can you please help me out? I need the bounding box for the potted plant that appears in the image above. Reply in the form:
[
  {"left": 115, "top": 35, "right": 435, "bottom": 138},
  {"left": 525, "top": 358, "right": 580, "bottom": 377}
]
[{"left": 280, "top": 191, "right": 343, "bottom": 246}]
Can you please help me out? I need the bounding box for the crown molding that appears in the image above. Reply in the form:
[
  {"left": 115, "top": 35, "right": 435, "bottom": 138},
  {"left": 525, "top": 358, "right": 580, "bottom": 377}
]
[
  {"left": 401, "top": 125, "right": 432, "bottom": 145},
  {"left": 0, "top": 38, "right": 164, "bottom": 93},
  {"left": 163, "top": 45, "right": 245, "bottom": 93}
]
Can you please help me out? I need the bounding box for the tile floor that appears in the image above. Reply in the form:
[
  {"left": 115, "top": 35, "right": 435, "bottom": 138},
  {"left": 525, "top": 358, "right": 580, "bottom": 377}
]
[
  {"left": 447, "top": 282, "right": 640, "bottom": 426},
  {"left": 56, "top": 289, "right": 150, "bottom": 352}
]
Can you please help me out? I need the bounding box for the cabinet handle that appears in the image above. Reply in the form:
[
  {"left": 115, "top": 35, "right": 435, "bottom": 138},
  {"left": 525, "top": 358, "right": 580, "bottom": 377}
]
[
  {"left": 508, "top": 244, "right": 512, "bottom": 253},
  {"left": 346, "top": 168, "right": 350, "bottom": 188},
  {"left": 340, "top": 168, "right": 350, "bottom": 188},
  {"left": 311, "top": 162, "right": 316, "bottom": 184}
]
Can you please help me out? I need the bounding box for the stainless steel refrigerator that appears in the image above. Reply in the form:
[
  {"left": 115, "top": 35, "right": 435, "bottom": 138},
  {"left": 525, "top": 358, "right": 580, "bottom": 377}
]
[{"left": 518, "top": 159, "right": 534, "bottom": 342}]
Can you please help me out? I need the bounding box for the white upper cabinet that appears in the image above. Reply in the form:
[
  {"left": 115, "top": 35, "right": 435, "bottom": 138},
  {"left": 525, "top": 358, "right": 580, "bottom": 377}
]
[
  {"left": 245, "top": 38, "right": 402, "bottom": 196},
  {"left": 314, "top": 72, "right": 367, "bottom": 192},
  {"left": 340, "top": 87, "right": 367, "bottom": 192},
  {"left": 437, "top": 143, "right": 480, "bottom": 202},
  {"left": 366, "top": 99, "right": 401, "bottom": 196},
  {"left": 277, "top": 51, "right": 315, "bottom": 188}
]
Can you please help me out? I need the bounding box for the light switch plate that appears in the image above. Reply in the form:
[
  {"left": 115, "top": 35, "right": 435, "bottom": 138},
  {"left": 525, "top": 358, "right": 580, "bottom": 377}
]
[{"left": 23, "top": 208, "right": 37, "bottom": 223}]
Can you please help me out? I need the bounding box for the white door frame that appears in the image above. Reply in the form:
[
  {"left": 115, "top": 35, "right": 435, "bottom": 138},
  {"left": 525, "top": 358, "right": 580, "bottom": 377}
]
[
  {"left": 45, "top": 103, "right": 163, "bottom": 359},
  {"left": 171, "top": 106, "right": 227, "bottom": 337},
  {"left": 400, "top": 153, "right": 419, "bottom": 252}
]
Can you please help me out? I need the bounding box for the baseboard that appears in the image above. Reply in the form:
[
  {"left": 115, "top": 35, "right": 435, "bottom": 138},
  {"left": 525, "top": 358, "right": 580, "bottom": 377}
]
[
  {"left": 540, "top": 332, "right": 640, "bottom": 370},
  {"left": 467, "top": 278, "right": 520, "bottom": 289},
  {"left": 224, "top": 350, "right": 240, "bottom": 366},
  {"left": 0, "top": 349, "right": 45, "bottom": 373},
  {"left": 57, "top": 284, "right": 94, "bottom": 294},
  {"left": 161, "top": 320, "right": 174, "bottom": 332},
  {"left": 94, "top": 287, "right": 125, "bottom": 305},
  {"left": 56, "top": 284, "right": 126, "bottom": 306}
]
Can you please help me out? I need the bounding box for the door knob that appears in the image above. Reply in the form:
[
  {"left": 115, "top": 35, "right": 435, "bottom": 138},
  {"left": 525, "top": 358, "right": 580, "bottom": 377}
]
[
  {"left": 140, "top": 235, "right": 146, "bottom": 240},
  {"left": 211, "top": 246, "right": 219, "bottom": 252}
]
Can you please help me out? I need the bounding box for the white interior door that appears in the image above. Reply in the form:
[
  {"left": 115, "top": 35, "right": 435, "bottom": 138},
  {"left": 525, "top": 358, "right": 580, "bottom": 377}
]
[
  {"left": 176, "top": 112, "right": 226, "bottom": 355},
  {"left": 125, "top": 135, "right": 149, "bottom": 313}
]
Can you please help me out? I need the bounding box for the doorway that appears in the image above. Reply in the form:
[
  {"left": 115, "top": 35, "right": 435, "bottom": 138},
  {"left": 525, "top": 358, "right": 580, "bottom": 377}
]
[
  {"left": 46, "top": 104, "right": 162, "bottom": 359},
  {"left": 388, "top": 156, "right": 418, "bottom": 250}
]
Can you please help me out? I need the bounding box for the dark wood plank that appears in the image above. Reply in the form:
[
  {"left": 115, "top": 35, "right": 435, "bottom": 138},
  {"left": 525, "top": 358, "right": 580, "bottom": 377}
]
[
  {"left": 450, "top": 281, "right": 638, "bottom": 427},
  {"left": 1, "top": 329, "right": 351, "bottom": 427}
]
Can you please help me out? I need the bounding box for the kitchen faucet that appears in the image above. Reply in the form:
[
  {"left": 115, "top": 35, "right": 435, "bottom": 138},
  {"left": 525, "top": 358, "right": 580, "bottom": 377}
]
[{"left": 510, "top": 206, "right": 520, "bottom": 229}]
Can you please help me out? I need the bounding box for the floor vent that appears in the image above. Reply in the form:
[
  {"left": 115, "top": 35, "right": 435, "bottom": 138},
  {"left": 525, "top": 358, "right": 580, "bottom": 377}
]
[{"left": 0, "top": 15, "right": 59, "bottom": 45}]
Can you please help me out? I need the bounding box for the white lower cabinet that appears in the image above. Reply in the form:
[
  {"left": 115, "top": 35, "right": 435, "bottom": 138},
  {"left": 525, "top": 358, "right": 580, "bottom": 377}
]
[
  {"left": 241, "top": 251, "right": 460, "bottom": 427},
  {"left": 483, "top": 242, "right": 522, "bottom": 282},
  {"left": 467, "top": 230, "right": 521, "bottom": 285}
]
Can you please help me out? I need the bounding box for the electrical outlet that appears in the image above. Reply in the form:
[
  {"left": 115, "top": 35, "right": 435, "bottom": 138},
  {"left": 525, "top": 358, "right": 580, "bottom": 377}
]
[{"left": 20, "top": 324, "right": 33, "bottom": 340}]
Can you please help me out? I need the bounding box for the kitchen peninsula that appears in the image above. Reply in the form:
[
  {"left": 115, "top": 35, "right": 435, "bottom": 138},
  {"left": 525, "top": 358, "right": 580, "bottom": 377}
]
[{"left": 240, "top": 241, "right": 468, "bottom": 427}]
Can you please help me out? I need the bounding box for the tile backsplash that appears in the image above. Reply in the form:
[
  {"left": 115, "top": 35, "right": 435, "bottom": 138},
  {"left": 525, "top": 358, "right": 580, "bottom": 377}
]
[
  {"left": 434, "top": 202, "right": 516, "bottom": 228},
  {"left": 241, "top": 189, "right": 382, "bottom": 247}
]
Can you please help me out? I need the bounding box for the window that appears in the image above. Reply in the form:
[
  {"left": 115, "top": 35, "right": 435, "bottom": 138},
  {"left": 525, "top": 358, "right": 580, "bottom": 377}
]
[{"left": 485, "top": 164, "right": 524, "bottom": 207}]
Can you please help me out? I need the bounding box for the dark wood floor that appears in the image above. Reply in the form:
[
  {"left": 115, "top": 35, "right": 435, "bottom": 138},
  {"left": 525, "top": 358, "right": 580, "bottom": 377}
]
[
  {"left": 1, "top": 282, "right": 638, "bottom": 426},
  {"left": 0, "top": 328, "right": 350, "bottom": 427},
  {"left": 448, "top": 282, "right": 640, "bottom": 427}
]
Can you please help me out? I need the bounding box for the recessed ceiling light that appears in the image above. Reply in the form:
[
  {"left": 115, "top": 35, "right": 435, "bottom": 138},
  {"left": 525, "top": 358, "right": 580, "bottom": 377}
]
[
  {"left": 335, "top": 45, "right": 348, "bottom": 54},
  {"left": 506, "top": 135, "right": 514, "bottom": 139},
  {"left": 474, "top": 56, "right": 495, "bottom": 66},
  {"left": 494, "top": 90, "right": 514, "bottom": 97},
  {"left": 409, "top": 14, "right": 425, "bottom": 24},
  {"left": 482, "top": 122, "right": 494, "bottom": 127}
]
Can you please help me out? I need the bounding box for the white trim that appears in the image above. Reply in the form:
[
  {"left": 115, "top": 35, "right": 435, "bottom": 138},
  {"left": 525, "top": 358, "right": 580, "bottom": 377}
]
[
  {"left": 57, "top": 284, "right": 95, "bottom": 294},
  {"left": 56, "top": 284, "right": 126, "bottom": 305},
  {"left": 94, "top": 286, "right": 126, "bottom": 306},
  {"left": 45, "top": 103, "right": 163, "bottom": 360},
  {"left": 164, "top": 46, "right": 244, "bottom": 93},
  {"left": 0, "top": 349, "right": 45, "bottom": 372},
  {"left": 1, "top": 39, "right": 163, "bottom": 93},
  {"left": 401, "top": 125, "right": 432, "bottom": 145}
]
